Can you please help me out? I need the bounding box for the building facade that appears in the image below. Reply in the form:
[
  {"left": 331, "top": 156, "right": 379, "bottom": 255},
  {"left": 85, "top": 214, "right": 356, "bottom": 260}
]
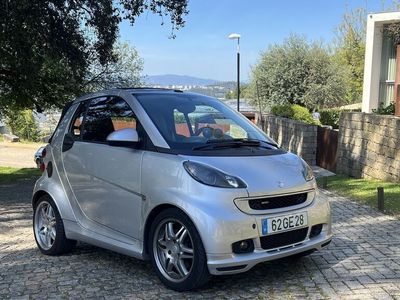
[{"left": 362, "top": 12, "right": 400, "bottom": 114}]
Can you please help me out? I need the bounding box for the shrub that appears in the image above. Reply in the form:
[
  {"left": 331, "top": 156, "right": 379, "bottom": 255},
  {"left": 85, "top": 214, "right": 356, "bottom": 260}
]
[
  {"left": 291, "top": 105, "right": 320, "bottom": 125},
  {"left": 270, "top": 104, "right": 293, "bottom": 118},
  {"left": 373, "top": 102, "right": 395, "bottom": 115},
  {"left": 271, "top": 104, "right": 320, "bottom": 125},
  {"left": 319, "top": 109, "right": 341, "bottom": 129}
]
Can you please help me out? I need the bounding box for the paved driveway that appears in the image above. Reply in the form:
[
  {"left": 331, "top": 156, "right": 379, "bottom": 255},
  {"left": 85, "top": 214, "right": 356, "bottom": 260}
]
[{"left": 1, "top": 180, "right": 400, "bottom": 299}]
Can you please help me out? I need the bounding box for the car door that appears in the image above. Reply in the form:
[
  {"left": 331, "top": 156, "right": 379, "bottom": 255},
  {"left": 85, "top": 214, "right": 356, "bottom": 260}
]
[{"left": 61, "top": 96, "right": 143, "bottom": 239}]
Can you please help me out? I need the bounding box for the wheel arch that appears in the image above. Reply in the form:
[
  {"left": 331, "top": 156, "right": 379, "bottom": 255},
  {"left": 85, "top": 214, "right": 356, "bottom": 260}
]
[
  {"left": 143, "top": 204, "right": 176, "bottom": 256},
  {"left": 143, "top": 203, "right": 202, "bottom": 257},
  {"left": 32, "top": 190, "right": 53, "bottom": 209},
  {"left": 32, "top": 187, "right": 75, "bottom": 222}
]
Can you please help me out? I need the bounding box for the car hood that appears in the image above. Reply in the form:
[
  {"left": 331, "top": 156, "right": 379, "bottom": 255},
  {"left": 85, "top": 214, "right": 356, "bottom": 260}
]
[{"left": 180, "top": 152, "right": 315, "bottom": 197}]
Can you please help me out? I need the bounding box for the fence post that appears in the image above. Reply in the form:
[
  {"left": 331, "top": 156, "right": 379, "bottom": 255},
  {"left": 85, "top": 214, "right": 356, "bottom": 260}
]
[{"left": 377, "top": 187, "right": 384, "bottom": 211}]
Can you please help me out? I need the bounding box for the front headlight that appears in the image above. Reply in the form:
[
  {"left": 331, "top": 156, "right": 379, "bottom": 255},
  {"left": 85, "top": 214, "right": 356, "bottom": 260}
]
[
  {"left": 301, "top": 159, "right": 314, "bottom": 181},
  {"left": 183, "top": 161, "right": 247, "bottom": 188}
]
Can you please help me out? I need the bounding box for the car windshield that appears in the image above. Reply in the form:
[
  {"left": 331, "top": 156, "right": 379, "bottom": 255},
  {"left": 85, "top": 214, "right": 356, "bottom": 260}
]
[{"left": 134, "top": 92, "right": 277, "bottom": 152}]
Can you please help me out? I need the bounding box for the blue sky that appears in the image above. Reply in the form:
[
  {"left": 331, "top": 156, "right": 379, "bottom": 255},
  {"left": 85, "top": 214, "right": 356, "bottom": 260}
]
[{"left": 119, "top": 0, "right": 390, "bottom": 82}]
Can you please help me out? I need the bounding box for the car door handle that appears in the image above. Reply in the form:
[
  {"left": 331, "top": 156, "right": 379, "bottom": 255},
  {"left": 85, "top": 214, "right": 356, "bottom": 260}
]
[{"left": 62, "top": 133, "right": 75, "bottom": 152}]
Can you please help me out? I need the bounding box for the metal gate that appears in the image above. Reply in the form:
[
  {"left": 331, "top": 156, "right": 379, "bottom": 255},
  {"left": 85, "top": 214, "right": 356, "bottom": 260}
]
[{"left": 316, "top": 127, "right": 338, "bottom": 172}]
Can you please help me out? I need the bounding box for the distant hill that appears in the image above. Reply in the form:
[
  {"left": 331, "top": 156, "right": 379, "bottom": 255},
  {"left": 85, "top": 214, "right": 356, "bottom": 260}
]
[{"left": 144, "top": 74, "right": 218, "bottom": 86}]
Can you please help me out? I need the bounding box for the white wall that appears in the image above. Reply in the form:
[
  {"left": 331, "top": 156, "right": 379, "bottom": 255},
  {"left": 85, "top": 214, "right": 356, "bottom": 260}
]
[{"left": 362, "top": 12, "right": 400, "bottom": 112}]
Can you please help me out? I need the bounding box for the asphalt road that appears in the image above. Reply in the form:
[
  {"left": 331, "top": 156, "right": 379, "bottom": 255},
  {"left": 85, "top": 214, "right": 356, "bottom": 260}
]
[{"left": 0, "top": 143, "right": 41, "bottom": 168}]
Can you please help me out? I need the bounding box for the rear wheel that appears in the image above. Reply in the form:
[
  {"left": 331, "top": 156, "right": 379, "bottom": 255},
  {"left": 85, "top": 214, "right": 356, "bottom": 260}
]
[
  {"left": 33, "top": 195, "right": 76, "bottom": 255},
  {"left": 149, "top": 208, "right": 211, "bottom": 291}
]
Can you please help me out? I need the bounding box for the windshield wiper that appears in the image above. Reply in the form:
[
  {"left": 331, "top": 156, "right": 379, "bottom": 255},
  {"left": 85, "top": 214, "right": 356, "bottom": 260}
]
[
  {"left": 230, "top": 138, "right": 278, "bottom": 148},
  {"left": 192, "top": 138, "right": 278, "bottom": 151}
]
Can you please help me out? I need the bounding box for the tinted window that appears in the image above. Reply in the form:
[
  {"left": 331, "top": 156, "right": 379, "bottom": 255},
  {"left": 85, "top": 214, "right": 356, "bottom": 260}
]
[{"left": 82, "top": 96, "right": 137, "bottom": 143}]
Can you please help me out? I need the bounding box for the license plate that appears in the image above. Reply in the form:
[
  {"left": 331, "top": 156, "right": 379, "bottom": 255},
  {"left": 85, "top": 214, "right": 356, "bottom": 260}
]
[{"left": 262, "top": 212, "right": 308, "bottom": 235}]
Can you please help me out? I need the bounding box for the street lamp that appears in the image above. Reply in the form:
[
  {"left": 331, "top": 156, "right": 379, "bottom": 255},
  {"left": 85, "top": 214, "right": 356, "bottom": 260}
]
[{"left": 228, "top": 33, "right": 241, "bottom": 112}]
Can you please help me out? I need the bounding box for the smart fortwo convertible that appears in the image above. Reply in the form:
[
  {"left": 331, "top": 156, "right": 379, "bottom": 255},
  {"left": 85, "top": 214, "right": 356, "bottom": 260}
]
[{"left": 32, "top": 88, "right": 332, "bottom": 291}]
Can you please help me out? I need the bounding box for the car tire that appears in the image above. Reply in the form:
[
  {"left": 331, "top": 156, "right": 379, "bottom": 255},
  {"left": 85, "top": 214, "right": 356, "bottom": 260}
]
[
  {"left": 149, "top": 208, "right": 211, "bottom": 291},
  {"left": 33, "top": 195, "right": 76, "bottom": 255}
]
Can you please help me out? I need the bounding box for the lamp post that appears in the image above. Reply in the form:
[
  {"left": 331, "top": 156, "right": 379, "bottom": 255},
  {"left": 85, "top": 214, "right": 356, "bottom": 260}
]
[{"left": 228, "top": 33, "right": 241, "bottom": 112}]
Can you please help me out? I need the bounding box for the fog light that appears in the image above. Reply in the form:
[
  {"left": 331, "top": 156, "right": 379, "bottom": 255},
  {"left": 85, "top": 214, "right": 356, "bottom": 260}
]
[
  {"left": 232, "top": 239, "right": 254, "bottom": 254},
  {"left": 310, "top": 224, "right": 323, "bottom": 238}
]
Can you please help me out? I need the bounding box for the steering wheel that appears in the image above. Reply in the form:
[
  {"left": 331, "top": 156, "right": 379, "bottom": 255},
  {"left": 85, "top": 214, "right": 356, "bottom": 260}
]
[{"left": 194, "top": 126, "right": 214, "bottom": 139}]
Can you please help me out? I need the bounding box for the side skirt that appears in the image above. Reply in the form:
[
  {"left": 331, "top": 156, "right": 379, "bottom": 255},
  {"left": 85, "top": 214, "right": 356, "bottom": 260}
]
[{"left": 63, "top": 219, "right": 146, "bottom": 260}]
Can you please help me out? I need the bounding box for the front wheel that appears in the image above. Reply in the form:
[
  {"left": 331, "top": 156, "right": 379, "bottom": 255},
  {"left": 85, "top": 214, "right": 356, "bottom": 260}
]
[{"left": 149, "top": 208, "right": 211, "bottom": 291}]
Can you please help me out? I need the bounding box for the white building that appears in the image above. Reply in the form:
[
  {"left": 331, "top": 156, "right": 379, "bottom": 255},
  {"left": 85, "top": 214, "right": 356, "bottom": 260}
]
[{"left": 362, "top": 12, "right": 400, "bottom": 113}]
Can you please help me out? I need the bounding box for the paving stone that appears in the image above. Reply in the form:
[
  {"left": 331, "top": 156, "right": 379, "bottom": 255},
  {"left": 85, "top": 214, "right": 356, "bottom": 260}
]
[{"left": 1, "top": 181, "right": 400, "bottom": 299}]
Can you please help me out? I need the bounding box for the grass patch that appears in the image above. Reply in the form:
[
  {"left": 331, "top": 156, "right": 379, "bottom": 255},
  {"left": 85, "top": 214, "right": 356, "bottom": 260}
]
[
  {"left": 0, "top": 167, "right": 41, "bottom": 184},
  {"left": 0, "top": 134, "right": 3, "bottom": 142},
  {"left": 317, "top": 175, "right": 400, "bottom": 215}
]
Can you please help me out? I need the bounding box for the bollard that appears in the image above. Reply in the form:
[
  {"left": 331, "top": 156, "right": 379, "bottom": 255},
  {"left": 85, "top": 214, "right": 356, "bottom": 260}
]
[
  {"left": 377, "top": 187, "right": 384, "bottom": 211},
  {"left": 322, "top": 177, "right": 328, "bottom": 189}
]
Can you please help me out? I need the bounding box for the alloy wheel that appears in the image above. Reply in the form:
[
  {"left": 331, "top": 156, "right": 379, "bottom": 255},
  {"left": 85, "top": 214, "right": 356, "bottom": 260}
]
[
  {"left": 34, "top": 201, "right": 57, "bottom": 250},
  {"left": 153, "top": 219, "right": 195, "bottom": 282}
]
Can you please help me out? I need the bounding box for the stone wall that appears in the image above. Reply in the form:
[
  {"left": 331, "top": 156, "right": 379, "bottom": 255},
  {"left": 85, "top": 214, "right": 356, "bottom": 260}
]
[
  {"left": 337, "top": 112, "right": 400, "bottom": 182},
  {"left": 256, "top": 113, "right": 318, "bottom": 165}
]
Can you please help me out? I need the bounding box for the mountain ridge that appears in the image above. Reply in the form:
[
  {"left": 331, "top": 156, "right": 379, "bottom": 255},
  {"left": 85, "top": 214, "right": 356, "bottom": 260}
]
[{"left": 144, "top": 74, "right": 218, "bottom": 86}]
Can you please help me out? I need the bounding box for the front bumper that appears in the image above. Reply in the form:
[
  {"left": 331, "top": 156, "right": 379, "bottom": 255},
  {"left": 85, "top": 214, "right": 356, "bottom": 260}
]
[
  {"left": 207, "top": 229, "right": 332, "bottom": 275},
  {"left": 202, "top": 191, "right": 332, "bottom": 275}
]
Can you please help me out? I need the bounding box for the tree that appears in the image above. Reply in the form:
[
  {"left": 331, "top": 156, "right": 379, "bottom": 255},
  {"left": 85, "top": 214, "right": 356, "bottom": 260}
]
[
  {"left": 333, "top": 7, "right": 366, "bottom": 104},
  {"left": 5, "top": 109, "right": 40, "bottom": 141},
  {"left": 224, "top": 84, "right": 249, "bottom": 99},
  {"left": 84, "top": 42, "right": 144, "bottom": 92},
  {"left": 386, "top": 22, "right": 400, "bottom": 44},
  {"left": 333, "top": 2, "right": 400, "bottom": 104},
  {"left": 0, "top": 0, "right": 188, "bottom": 113},
  {"left": 250, "top": 35, "right": 347, "bottom": 110}
]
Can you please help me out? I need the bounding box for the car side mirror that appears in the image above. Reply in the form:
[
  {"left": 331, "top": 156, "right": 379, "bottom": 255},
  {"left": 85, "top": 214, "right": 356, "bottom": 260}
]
[{"left": 106, "top": 128, "right": 139, "bottom": 147}]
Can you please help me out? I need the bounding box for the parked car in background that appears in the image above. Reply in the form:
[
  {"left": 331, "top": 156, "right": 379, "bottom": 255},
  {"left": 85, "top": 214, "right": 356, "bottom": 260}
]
[
  {"left": 31, "top": 88, "right": 332, "bottom": 291},
  {"left": 34, "top": 146, "right": 46, "bottom": 169}
]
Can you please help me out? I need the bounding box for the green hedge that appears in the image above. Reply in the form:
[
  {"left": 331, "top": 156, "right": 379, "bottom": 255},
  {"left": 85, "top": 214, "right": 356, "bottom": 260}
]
[
  {"left": 270, "top": 104, "right": 293, "bottom": 119},
  {"left": 319, "top": 109, "right": 341, "bottom": 129},
  {"left": 373, "top": 102, "right": 395, "bottom": 115},
  {"left": 271, "top": 104, "right": 320, "bottom": 125}
]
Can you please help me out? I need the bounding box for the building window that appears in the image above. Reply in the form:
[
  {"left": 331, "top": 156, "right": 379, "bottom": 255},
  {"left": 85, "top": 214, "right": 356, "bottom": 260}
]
[{"left": 379, "top": 28, "right": 396, "bottom": 107}]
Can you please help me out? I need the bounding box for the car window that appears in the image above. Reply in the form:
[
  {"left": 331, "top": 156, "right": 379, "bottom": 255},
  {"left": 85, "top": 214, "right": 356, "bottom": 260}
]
[
  {"left": 135, "top": 93, "right": 275, "bottom": 152},
  {"left": 69, "top": 101, "right": 88, "bottom": 139},
  {"left": 82, "top": 96, "right": 137, "bottom": 143},
  {"left": 187, "top": 106, "right": 248, "bottom": 140}
]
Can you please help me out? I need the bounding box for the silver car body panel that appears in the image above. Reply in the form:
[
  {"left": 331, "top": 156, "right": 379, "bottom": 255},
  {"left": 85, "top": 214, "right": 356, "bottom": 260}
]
[{"left": 32, "top": 89, "right": 332, "bottom": 275}]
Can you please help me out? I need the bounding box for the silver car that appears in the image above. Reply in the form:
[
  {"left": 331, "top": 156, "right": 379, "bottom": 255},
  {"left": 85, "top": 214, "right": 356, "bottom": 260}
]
[{"left": 32, "top": 88, "right": 332, "bottom": 291}]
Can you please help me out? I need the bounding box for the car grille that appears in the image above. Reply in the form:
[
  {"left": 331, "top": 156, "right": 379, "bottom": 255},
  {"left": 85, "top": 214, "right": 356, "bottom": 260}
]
[
  {"left": 249, "top": 193, "right": 308, "bottom": 210},
  {"left": 260, "top": 227, "right": 308, "bottom": 250}
]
